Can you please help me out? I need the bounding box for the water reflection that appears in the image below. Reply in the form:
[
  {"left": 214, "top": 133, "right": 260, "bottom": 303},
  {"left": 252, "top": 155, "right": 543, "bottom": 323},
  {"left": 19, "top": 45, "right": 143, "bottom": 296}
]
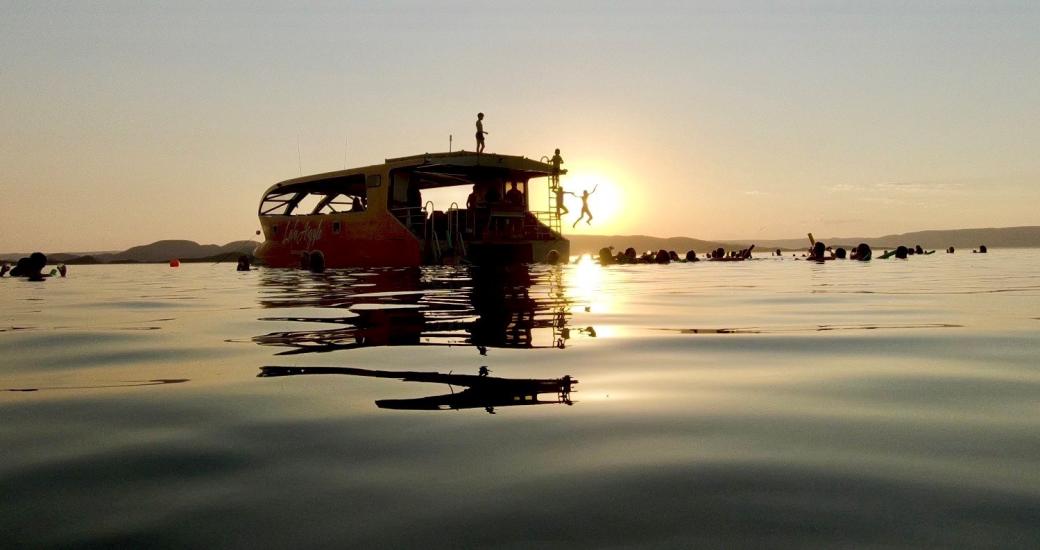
[
  {"left": 254, "top": 265, "right": 591, "bottom": 355},
  {"left": 259, "top": 366, "right": 576, "bottom": 413},
  {"left": 3, "top": 379, "right": 188, "bottom": 392}
]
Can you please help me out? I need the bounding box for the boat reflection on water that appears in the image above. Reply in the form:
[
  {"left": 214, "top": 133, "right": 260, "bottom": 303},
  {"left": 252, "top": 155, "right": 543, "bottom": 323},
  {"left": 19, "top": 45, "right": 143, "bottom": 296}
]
[
  {"left": 258, "top": 366, "right": 577, "bottom": 413},
  {"left": 254, "top": 264, "right": 591, "bottom": 355},
  {"left": 254, "top": 264, "right": 588, "bottom": 413}
]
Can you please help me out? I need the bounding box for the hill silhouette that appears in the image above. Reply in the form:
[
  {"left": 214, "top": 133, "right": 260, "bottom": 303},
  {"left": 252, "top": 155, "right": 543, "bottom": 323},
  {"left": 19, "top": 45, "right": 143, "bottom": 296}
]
[
  {"left": 1, "top": 240, "right": 259, "bottom": 264},
  {"left": 566, "top": 226, "right": 1040, "bottom": 255}
]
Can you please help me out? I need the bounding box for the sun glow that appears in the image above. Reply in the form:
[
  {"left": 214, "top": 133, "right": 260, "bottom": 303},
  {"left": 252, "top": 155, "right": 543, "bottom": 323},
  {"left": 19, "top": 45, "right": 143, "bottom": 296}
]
[{"left": 559, "top": 171, "right": 629, "bottom": 234}]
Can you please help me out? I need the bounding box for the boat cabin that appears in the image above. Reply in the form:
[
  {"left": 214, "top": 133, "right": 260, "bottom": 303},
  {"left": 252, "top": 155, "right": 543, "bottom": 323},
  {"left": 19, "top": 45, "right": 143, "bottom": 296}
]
[{"left": 256, "top": 151, "right": 569, "bottom": 268}]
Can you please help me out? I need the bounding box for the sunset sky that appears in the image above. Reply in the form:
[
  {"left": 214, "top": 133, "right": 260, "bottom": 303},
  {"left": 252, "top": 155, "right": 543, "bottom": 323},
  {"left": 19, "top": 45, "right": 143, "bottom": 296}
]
[{"left": 2, "top": 1, "right": 1038, "bottom": 252}]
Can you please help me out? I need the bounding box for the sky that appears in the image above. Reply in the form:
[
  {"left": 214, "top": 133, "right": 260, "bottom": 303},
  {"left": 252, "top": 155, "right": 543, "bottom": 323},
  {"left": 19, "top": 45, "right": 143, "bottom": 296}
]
[{"left": 2, "top": 1, "right": 1038, "bottom": 252}]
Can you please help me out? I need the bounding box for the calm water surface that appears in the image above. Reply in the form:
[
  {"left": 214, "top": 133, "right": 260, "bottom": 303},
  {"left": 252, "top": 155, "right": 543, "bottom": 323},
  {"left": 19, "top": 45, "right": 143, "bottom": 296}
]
[{"left": 2, "top": 251, "right": 1039, "bottom": 547}]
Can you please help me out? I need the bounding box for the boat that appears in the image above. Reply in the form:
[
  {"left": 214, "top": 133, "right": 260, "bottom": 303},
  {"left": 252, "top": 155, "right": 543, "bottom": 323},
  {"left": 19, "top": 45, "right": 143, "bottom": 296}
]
[{"left": 255, "top": 151, "right": 569, "bottom": 268}]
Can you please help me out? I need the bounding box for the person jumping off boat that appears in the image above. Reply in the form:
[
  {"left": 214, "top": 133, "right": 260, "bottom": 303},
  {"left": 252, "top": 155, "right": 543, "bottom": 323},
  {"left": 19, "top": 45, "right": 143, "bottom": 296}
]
[
  {"left": 572, "top": 185, "right": 598, "bottom": 228},
  {"left": 475, "top": 112, "right": 488, "bottom": 153},
  {"left": 554, "top": 185, "right": 574, "bottom": 216}
]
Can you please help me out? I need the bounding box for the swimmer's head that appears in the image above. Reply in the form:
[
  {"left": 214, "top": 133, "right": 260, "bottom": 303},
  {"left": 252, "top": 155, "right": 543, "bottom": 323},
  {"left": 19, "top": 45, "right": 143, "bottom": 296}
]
[{"left": 856, "top": 243, "right": 872, "bottom": 261}]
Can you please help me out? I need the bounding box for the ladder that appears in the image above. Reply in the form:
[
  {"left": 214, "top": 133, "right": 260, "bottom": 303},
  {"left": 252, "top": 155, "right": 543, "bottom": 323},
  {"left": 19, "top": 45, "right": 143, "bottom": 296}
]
[
  {"left": 541, "top": 155, "right": 563, "bottom": 236},
  {"left": 447, "top": 203, "right": 468, "bottom": 258}
]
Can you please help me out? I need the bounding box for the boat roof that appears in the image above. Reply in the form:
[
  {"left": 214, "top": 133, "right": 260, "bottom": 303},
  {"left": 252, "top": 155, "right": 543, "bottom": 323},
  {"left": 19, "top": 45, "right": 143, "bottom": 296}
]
[{"left": 261, "top": 151, "right": 563, "bottom": 197}]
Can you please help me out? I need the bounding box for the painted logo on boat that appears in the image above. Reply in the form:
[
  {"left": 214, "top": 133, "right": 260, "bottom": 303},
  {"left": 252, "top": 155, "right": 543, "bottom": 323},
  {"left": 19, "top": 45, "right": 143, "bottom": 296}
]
[{"left": 282, "top": 219, "right": 324, "bottom": 249}]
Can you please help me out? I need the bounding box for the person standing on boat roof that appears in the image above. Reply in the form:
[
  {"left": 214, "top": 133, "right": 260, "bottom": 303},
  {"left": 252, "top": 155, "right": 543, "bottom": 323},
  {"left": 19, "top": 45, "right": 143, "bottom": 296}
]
[
  {"left": 475, "top": 112, "right": 488, "bottom": 153},
  {"left": 572, "top": 185, "right": 598, "bottom": 228}
]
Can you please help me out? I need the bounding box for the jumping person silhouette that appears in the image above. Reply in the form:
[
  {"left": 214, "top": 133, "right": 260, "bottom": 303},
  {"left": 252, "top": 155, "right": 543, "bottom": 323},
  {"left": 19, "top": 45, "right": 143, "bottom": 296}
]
[
  {"left": 554, "top": 185, "right": 574, "bottom": 216},
  {"left": 572, "top": 185, "right": 598, "bottom": 228}
]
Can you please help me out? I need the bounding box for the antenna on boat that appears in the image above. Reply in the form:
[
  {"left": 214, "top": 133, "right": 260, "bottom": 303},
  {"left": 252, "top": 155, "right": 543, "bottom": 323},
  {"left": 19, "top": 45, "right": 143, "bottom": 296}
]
[
  {"left": 449, "top": 134, "right": 452, "bottom": 152},
  {"left": 296, "top": 134, "right": 302, "bottom": 176}
]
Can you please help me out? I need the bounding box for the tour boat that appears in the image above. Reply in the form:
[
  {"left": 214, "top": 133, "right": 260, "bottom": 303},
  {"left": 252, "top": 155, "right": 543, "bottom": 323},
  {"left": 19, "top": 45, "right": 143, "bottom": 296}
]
[{"left": 255, "top": 151, "right": 569, "bottom": 269}]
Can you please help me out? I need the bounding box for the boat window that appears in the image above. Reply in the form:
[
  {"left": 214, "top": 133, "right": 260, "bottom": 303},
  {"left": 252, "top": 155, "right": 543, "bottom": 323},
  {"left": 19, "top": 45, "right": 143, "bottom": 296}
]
[
  {"left": 389, "top": 170, "right": 423, "bottom": 211},
  {"left": 332, "top": 221, "right": 341, "bottom": 234},
  {"left": 259, "top": 174, "right": 367, "bottom": 216}
]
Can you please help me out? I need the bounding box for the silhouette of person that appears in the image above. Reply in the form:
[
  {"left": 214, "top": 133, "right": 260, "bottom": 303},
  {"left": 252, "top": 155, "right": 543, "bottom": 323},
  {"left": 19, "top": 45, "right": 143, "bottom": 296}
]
[
  {"left": 478, "top": 366, "right": 490, "bottom": 377},
  {"left": 554, "top": 185, "right": 573, "bottom": 217},
  {"left": 572, "top": 185, "right": 598, "bottom": 228},
  {"left": 0, "top": 262, "right": 9, "bottom": 277},
  {"left": 505, "top": 182, "right": 523, "bottom": 207},
  {"left": 550, "top": 148, "right": 564, "bottom": 185},
  {"left": 852, "top": 243, "right": 872, "bottom": 261},
  {"left": 10, "top": 252, "right": 49, "bottom": 281},
  {"left": 467, "top": 184, "right": 483, "bottom": 209},
  {"left": 237, "top": 255, "right": 251, "bottom": 271},
  {"left": 808, "top": 242, "right": 833, "bottom": 261},
  {"left": 475, "top": 112, "right": 487, "bottom": 153}
]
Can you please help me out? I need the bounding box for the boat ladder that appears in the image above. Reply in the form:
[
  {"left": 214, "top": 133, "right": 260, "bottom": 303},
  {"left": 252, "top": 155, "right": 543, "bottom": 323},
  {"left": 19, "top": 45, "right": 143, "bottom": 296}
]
[
  {"left": 447, "top": 203, "right": 468, "bottom": 259},
  {"left": 541, "top": 154, "right": 563, "bottom": 236},
  {"left": 423, "top": 200, "right": 442, "bottom": 264}
]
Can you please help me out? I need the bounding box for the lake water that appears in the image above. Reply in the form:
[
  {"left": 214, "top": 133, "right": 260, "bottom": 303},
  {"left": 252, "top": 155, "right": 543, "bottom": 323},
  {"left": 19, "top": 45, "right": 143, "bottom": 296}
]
[{"left": 2, "top": 251, "right": 1039, "bottom": 548}]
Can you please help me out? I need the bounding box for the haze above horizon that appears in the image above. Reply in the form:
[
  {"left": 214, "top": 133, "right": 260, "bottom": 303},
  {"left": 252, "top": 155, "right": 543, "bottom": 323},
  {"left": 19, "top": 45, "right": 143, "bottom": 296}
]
[{"left": 3, "top": 1, "right": 1038, "bottom": 251}]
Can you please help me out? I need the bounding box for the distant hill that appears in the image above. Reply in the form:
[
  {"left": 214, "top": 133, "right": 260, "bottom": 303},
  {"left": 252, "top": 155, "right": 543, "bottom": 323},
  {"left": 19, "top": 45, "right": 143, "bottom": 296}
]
[
  {"left": 729, "top": 226, "right": 1040, "bottom": 252},
  {"left": 105, "top": 240, "right": 257, "bottom": 262},
  {"left": 566, "top": 226, "right": 1040, "bottom": 254},
  {"left": 1, "top": 240, "right": 259, "bottom": 264}
]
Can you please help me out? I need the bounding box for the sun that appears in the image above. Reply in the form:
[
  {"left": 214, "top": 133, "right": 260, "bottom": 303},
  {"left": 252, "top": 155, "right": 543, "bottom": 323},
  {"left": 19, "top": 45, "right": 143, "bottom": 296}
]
[{"left": 559, "top": 172, "right": 626, "bottom": 233}]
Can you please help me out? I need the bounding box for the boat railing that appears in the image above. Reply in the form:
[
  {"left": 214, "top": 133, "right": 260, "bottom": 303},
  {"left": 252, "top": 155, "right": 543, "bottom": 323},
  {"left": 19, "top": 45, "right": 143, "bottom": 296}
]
[
  {"left": 526, "top": 210, "right": 559, "bottom": 239},
  {"left": 390, "top": 205, "right": 429, "bottom": 237}
]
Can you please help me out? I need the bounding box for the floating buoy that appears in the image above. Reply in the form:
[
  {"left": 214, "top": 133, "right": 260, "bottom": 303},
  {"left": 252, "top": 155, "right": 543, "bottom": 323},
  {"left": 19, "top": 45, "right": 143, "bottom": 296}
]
[{"left": 169, "top": 259, "right": 180, "bottom": 267}]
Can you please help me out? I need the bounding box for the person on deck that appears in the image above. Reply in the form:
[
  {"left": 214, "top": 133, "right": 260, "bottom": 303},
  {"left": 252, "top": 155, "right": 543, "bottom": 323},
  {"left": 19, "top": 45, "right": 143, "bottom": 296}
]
[
  {"left": 475, "top": 112, "right": 488, "bottom": 153},
  {"left": 466, "top": 184, "right": 483, "bottom": 209},
  {"left": 572, "top": 185, "right": 598, "bottom": 228},
  {"left": 505, "top": 182, "right": 524, "bottom": 207},
  {"left": 550, "top": 148, "right": 564, "bottom": 185}
]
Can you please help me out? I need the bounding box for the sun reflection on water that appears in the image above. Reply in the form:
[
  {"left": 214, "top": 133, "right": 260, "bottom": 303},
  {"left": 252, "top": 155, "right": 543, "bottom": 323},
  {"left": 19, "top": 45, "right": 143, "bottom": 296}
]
[{"left": 568, "top": 255, "right": 610, "bottom": 314}]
